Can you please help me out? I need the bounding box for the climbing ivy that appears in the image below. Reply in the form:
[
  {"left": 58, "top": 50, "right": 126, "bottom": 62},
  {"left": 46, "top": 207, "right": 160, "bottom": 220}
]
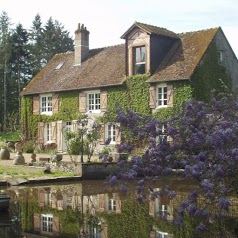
[
  {"left": 103, "top": 198, "right": 153, "bottom": 238},
  {"left": 191, "top": 42, "right": 232, "bottom": 101}
]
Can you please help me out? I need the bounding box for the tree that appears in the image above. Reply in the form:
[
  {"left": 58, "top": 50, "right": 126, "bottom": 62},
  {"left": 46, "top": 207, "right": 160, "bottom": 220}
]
[
  {"left": 0, "top": 11, "right": 12, "bottom": 132},
  {"left": 111, "top": 92, "right": 238, "bottom": 237}
]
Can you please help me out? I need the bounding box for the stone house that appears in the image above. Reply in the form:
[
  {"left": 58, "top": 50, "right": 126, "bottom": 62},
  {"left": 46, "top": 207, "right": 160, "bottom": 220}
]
[{"left": 21, "top": 22, "right": 238, "bottom": 153}]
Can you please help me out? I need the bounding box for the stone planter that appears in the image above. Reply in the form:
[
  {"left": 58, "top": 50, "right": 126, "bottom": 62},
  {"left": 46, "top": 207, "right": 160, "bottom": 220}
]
[
  {"left": 14, "top": 151, "right": 25, "bottom": 165},
  {"left": 119, "top": 153, "right": 129, "bottom": 161},
  {"left": 0, "top": 147, "right": 10, "bottom": 160}
]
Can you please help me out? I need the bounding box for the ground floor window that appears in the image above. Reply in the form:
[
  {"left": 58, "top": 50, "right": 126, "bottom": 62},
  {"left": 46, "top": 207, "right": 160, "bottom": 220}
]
[
  {"left": 41, "top": 214, "right": 53, "bottom": 233},
  {"left": 44, "top": 123, "right": 52, "bottom": 143}
]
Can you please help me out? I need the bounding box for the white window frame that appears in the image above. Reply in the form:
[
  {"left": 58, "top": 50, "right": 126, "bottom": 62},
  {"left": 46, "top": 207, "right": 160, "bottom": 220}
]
[
  {"left": 40, "top": 94, "right": 53, "bottom": 115},
  {"left": 156, "top": 204, "right": 168, "bottom": 218},
  {"left": 41, "top": 214, "right": 53, "bottom": 233},
  {"left": 156, "top": 230, "right": 169, "bottom": 238},
  {"left": 108, "top": 198, "right": 116, "bottom": 212},
  {"left": 133, "top": 45, "right": 146, "bottom": 75},
  {"left": 106, "top": 124, "right": 116, "bottom": 144},
  {"left": 44, "top": 122, "right": 52, "bottom": 144},
  {"left": 87, "top": 91, "right": 101, "bottom": 113},
  {"left": 218, "top": 50, "right": 223, "bottom": 63},
  {"left": 156, "top": 84, "right": 167, "bottom": 108}
]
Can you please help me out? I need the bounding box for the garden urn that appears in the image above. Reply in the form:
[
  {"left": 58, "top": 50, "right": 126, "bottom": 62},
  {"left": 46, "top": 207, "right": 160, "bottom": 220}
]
[
  {"left": 14, "top": 151, "right": 25, "bottom": 165},
  {"left": 0, "top": 147, "right": 10, "bottom": 160}
]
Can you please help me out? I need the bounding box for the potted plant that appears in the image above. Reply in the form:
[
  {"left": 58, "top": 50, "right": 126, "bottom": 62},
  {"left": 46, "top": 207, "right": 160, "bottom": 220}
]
[{"left": 99, "top": 147, "right": 113, "bottom": 162}]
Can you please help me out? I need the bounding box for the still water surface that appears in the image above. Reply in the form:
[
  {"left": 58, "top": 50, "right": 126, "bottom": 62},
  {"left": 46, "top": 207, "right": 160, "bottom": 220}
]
[{"left": 1, "top": 180, "right": 238, "bottom": 238}]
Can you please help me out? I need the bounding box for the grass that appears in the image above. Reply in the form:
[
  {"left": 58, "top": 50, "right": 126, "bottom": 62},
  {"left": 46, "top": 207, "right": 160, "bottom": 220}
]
[
  {"left": 0, "top": 164, "right": 75, "bottom": 179},
  {"left": 0, "top": 132, "right": 21, "bottom": 142}
]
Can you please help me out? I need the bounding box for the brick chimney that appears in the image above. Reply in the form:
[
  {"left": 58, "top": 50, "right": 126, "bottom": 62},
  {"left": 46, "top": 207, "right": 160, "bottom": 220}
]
[{"left": 74, "top": 23, "right": 90, "bottom": 66}]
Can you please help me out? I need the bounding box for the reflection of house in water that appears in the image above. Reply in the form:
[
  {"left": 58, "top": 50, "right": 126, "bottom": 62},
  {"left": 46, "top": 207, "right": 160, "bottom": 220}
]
[{"left": 30, "top": 184, "right": 122, "bottom": 237}]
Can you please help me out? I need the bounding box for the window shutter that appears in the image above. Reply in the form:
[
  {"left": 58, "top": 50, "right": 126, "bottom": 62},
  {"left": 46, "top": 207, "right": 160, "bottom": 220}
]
[
  {"left": 53, "top": 217, "right": 60, "bottom": 236},
  {"left": 116, "top": 200, "right": 121, "bottom": 214},
  {"left": 99, "top": 124, "right": 105, "bottom": 145},
  {"left": 38, "top": 122, "right": 44, "bottom": 144},
  {"left": 52, "top": 93, "right": 59, "bottom": 113},
  {"left": 149, "top": 200, "right": 155, "bottom": 216},
  {"left": 101, "top": 223, "right": 108, "bottom": 238},
  {"left": 150, "top": 231, "right": 156, "bottom": 238},
  {"left": 72, "top": 120, "right": 78, "bottom": 131},
  {"left": 52, "top": 122, "right": 57, "bottom": 144},
  {"left": 33, "top": 95, "right": 40, "bottom": 115},
  {"left": 167, "top": 85, "right": 173, "bottom": 107},
  {"left": 149, "top": 86, "right": 156, "bottom": 109},
  {"left": 99, "top": 194, "right": 105, "bottom": 212},
  {"left": 38, "top": 190, "right": 45, "bottom": 208},
  {"left": 115, "top": 123, "right": 121, "bottom": 144},
  {"left": 33, "top": 214, "right": 41, "bottom": 232},
  {"left": 79, "top": 93, "right": 86, "bottom": 113},
  {"left": 57, "top": 121, "right": 63, "bottom": 152},
  {"left": 100, "top": 91, "right": 107, "bottom": 112}
]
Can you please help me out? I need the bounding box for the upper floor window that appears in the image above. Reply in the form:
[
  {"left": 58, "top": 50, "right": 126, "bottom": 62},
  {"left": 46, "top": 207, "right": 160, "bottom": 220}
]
[
  {"left": 108, "top": 198, "right": 116, "bottom": 212},
  {"left": 87, "top": 91, "right": 101, "bottom": 112},
  {"left": 133, "top": 46, "right": 146, "bottom": 74},
  {"left": 218, "top": 50, "right": 223, "bottom": 64},
  {"left": 157, "top": 84, "right": 167, "bottom": 108},
  {"left": 40, "top": 94, "right": 52, "bottom": 114}
]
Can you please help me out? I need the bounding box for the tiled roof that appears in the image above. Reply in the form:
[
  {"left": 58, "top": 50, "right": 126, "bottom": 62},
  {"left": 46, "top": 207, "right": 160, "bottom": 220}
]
[
  {"left": 22, "top": 44, "right": 126, "bottom": 95},
  {"left": 121, "top": 21, "right": 180, "bottom": 39},
  {"left": 148, "top": 27, "right": 219, "bottom": 82},
  {"left": 22, "top": 23, "right": 220, "bottom": 95}
]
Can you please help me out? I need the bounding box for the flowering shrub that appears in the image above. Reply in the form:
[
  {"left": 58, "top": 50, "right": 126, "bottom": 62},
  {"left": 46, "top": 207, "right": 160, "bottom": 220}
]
[{"left": 109, "top": 93, "right": 238, "bottom": 236}]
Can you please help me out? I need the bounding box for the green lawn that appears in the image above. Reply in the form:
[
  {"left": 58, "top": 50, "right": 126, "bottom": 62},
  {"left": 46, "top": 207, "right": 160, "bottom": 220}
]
[
  {"left": 0, "top": 164, "right": 75, "bottom": 179},
  {"left": 0, "top": 132, "right": 21, "bottom": 142}
]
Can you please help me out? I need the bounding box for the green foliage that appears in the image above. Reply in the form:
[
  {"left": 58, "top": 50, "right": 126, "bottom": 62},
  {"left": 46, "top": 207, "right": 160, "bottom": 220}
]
[
  {"left": 21, "top": 140, "right": 35, "bottom": 153},
  {"left": 103, "top": 198, "right": 153, "bottom": 238},
  {"left": 192, "top": 42, "right": 232, "bottom": 101}
]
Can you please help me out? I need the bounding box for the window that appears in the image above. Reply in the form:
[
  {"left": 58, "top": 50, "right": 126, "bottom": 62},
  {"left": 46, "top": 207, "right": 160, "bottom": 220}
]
[
  {"left": 44, "top": 123, "right": 52, "bottom": 143},
  {"left": 108, "top": 198, "right": 116, "bottom": 211},
  {"left": 41, "top": 94, "right": 52, "bottom": 114},
  {"left": 156, "top": 230, "right": 168, "bottom": 238},
  {"left": 106, "top": 124, "right": 116, "bottom": 144},
  {"left": 218, "top": 51, "right": 223, "bottom": 63},
  {"left": 87, "top": 92, "right": 100, "bottom": 112},
  {"left": 157, "top": 85, "right": 167, "bottom": 108},
  {"left": 89, "top": 225, "right": 102, "bottom": 238},
  {"left": 156, "top": 204, "right": 168, "bottom": 218},
  {"left": 156, "top": 124, "right": 167, "bottom": 143},
  {"left": 133, "top": 46, "right": 146, "bottom": 74},
  {"left": 41, "top": 214, "right": 53, "bottom": 233}
]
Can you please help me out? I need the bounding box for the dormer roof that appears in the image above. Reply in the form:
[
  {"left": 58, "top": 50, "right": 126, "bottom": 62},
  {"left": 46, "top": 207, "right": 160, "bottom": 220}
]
[{"left": 121, "top": 21, "right": 180, "bottom": 39}]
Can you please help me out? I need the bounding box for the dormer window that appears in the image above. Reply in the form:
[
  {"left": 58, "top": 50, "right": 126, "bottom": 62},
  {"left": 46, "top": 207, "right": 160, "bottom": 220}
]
[{"left": 133, "top": 46, "right": 146, "bottom": 74}]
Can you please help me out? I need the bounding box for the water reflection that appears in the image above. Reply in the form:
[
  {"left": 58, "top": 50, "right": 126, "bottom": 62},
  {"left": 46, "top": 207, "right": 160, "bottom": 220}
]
[{"left": 1, "top": 181, "right": 238, "bottom": 237}]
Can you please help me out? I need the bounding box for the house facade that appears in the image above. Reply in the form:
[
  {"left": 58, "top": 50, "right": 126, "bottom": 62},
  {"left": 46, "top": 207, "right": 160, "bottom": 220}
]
[{"left": 21, "top": 22, "right": 238, "bottom": 153}]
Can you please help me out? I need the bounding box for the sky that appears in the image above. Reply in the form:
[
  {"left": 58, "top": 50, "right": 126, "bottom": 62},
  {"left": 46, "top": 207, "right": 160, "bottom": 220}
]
[{"left": 1, "top": 0, "right": 238, "bottom": 57}]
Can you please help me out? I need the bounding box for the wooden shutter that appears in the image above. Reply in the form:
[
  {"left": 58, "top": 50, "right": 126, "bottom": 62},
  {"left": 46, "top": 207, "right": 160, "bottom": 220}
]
[
  {"left": 33, "top": 214, "right": 41, "bottom": 232},
  {"left": 100, "top": 91, "right": 107, "bottom": 112},
  {"left": 72, "top": 120, "right": 78, "bottom": 131},
  {"left": 52, "top": 122, "right": 57, "bottom": 144},
  {"left": 38, "top": 122, "right": 44, "bottom": 144},
  {"left": 99, "top": 124, "right": 105, "bottom": 145},
  {"left": 150, "top": 231, "right": 156, "bottom": 238},
  {"left": 115, "top": 123, "right": 121, "bottom": 144},
  {"left": 149, "top": 200, "right": 155, "bottom": 217},
  {"left": 33, "top": 95, "right": 40, "bottom": 115},
  {"left": 115, "top": 200, "right": 121, "bottom": 214},
  {"left": 53, "top": 217, "right": 60, "bottom": 236},
  {"left": 52, "top": 93, "right": 59, "bottom": 114},
  {"left": 57, "top": 121, "right": 63, "bottom": 152},
  {"left": 149, "top": 86, "right": 156, "bottom": 109},
  {"left": 167, "top": 84, "right": 173, "bottom": 107},
  {"left": 99, "top": 194, "right": 105, "bottom": 212},
  {"left": 101, "top": 222, "right": 108, "bottom": 238},
  {"left": 38, "top": 190, "right": 45, "bottom": 207},
  {"left": 79, "top": 93, "right": 86, "bottom": 113}
]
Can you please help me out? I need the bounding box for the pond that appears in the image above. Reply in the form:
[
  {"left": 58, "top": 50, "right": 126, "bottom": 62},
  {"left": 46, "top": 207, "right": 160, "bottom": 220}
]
[{"left": 1, "top": 180, "right": 238, "bottom": 238}]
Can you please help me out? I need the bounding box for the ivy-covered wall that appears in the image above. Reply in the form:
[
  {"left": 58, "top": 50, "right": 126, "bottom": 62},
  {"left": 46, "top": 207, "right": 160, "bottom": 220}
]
[{"left": 191, "top": 42, "right": 232, "bottom": 101}]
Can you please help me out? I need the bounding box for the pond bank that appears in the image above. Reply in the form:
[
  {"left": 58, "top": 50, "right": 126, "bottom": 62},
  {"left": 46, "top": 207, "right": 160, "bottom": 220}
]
[{"left": 0, "top": 153, "right": 120, "bottom": 186}]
